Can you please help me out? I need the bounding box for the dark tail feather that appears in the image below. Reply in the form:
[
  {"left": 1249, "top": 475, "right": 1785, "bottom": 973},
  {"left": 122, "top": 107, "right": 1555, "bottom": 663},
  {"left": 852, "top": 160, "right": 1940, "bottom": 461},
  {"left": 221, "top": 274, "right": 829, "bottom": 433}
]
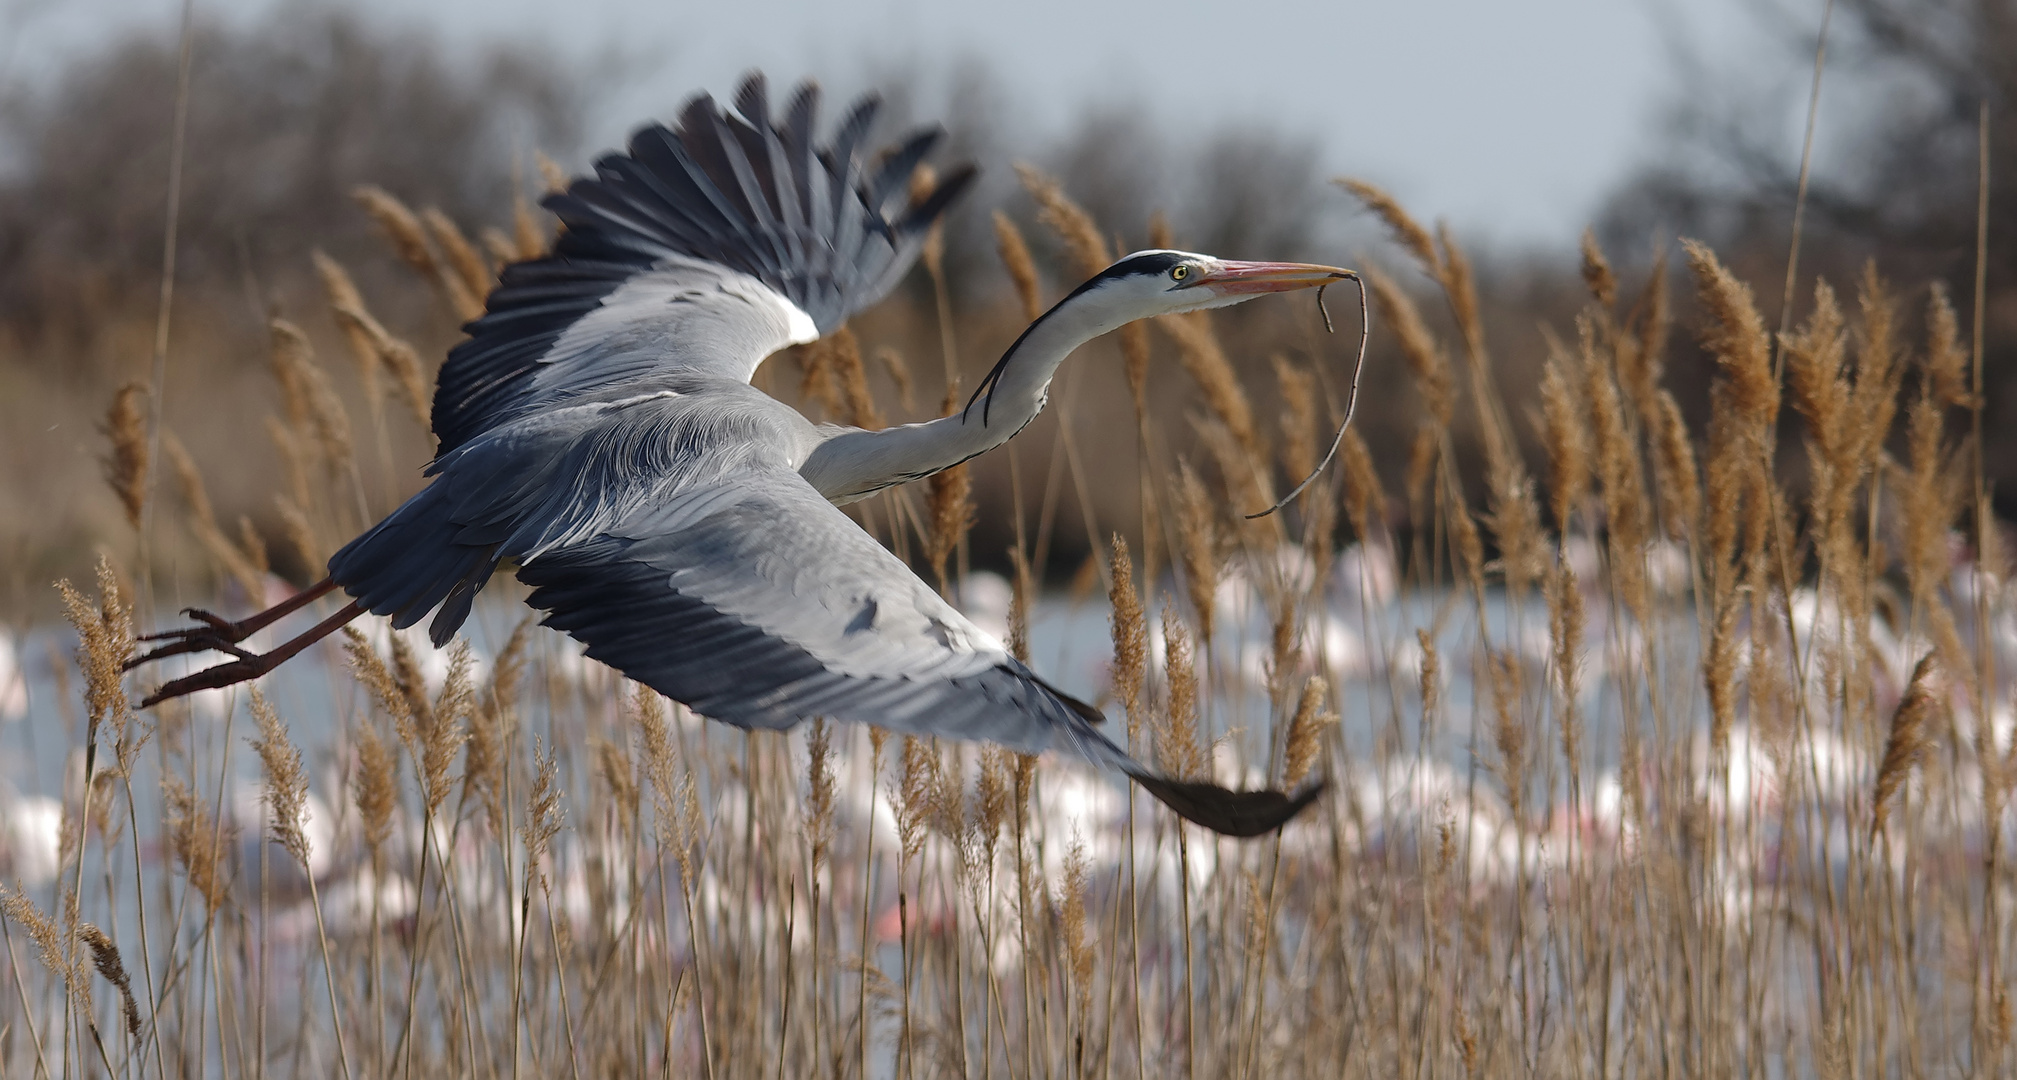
[
  {"left": 1126, "top": 771, "right": 1326, "bottom": 838},
  {"left": 328, "top": 485, "right": 498, "bottom": 642}
]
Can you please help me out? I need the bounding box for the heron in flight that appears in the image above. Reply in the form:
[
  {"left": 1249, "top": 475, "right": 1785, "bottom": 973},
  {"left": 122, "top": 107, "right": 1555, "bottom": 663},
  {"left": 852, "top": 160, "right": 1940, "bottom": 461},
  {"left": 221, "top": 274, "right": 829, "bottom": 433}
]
[{"left": 129, "top": 75, "right": 1348, "bottom": 837}]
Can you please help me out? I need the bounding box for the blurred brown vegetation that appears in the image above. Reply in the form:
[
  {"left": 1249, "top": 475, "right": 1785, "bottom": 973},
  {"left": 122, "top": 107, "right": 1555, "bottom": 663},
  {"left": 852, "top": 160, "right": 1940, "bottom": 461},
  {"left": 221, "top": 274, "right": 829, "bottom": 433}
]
[
  {"left": 1602, "top": 0, "right": 2016, "bottom": 513},
  {"left": 3, "top": 0, "right": 2012, "bottom": 622}
]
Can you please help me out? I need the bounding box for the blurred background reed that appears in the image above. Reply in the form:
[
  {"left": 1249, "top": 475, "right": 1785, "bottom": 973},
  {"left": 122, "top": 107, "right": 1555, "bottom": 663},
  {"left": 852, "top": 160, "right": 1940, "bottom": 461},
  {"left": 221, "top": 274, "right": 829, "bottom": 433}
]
[{"left": 1, "top": 0, "right": 2015, "bottom": 1076}]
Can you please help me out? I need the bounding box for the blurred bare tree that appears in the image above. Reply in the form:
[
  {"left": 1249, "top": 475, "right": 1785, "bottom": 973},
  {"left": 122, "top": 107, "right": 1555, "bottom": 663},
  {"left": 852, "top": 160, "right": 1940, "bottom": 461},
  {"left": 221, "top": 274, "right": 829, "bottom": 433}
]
[{"left": 0, "top": 9, "right": 579, "bottom": 376}]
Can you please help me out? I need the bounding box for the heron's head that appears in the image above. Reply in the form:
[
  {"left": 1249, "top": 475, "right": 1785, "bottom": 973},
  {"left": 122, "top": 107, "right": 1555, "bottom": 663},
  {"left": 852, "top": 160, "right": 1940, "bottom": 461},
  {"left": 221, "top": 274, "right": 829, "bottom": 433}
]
[{"left": 1067, "top": 249, "right": 1355, "bottom": 327}]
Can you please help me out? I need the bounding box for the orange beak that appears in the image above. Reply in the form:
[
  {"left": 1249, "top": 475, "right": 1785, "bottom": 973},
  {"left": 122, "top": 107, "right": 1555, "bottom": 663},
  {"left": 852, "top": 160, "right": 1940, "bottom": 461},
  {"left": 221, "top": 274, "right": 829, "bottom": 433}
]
[{"left": 1190, "top": 260, "right": 1357, "bottom": 296}]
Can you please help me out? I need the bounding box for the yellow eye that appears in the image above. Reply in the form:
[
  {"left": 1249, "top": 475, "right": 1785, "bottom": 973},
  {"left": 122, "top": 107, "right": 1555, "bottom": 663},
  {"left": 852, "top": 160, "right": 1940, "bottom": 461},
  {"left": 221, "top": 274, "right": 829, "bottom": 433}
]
[{"left": 1171, "top": 265, "right": 1189, "bottom": 282}]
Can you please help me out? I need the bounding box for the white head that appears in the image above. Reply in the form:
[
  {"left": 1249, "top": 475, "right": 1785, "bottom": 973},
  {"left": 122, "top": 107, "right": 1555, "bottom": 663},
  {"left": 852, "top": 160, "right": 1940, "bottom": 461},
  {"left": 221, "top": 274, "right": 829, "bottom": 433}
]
[{"left": 1055, "top": 249, "right": 1355, "bottom": 332}]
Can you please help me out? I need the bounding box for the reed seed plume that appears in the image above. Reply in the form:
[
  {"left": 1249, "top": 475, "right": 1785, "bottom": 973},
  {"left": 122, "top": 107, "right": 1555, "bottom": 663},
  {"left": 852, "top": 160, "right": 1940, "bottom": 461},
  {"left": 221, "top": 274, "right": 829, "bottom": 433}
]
[
  {"left": 1580, "top": 229, "right": 1617, "bottom": 310},
  {"left": 1157, "top": 603, "right": 1204, "bottom": 781},
  {"left": 354, "top": 185, "right": 479, "bottom": 318},
  {"left": 877, "top": 346, "right": 917, "bottom": 414},
  {"left": 894, "top": 736, "right": 933, "bottom": 862},
  {"left": 828, "top": 325, "right": 884, "bottom": 430},
  {"left": 422, "top": 206, "right": 492, "bottom": 317},
  {"left": 1547, "top": 560, "right": 1585, "bottom": 789},
  {"left": 1336, "top": 178, "right": 1441, "bottom": 276},
  {"left": 418, "top": 643, "right": 474, "bottom": 815},
  {"left": 1925, "top": 282, "right": 1974, "bottom": 408},
  {"left": 1274, "top": 357, "right": 1320, "bottom": 486},
  {"left": 342, "top": 625, "right": 413, "bottom": 732},
  {"left": 513, "top": 189, "right": 548, "bottom": 260},
  {"left": 805, "top": 718, "right": 836, "bottom": 873},
  {"left": 535, "top": 150, "right": 567, "bottom": 194},
  {"left": 161, "top": 430, "right": 267, "bottom": 601},
  {"left": 1015, "top": 164, "right": 1110, "bottom": 278},
  {"left": 1283, "top": 677, "right": 1335, "bottom": 787},
  {"left": 2, "top": 887, "right": 82, "bottom": 1010},
  {"left": 100, "top": 382, "right": 150, "bottom": 530},
  {"left": 56, "top": 556, "right": 134, "bottom": 748},
  {"left": 992, "top": 209, "right": 1045, "bottom": 323},
  {"left": 796, "top": 334, "right": 846, "bottom": 420},
  {"left": 268, "top": 317, "right": 356, "bottom": 476},
  {"left": 480, "top": 224, "right": 517, "bottom": 267},
  {"left": 77, "top": 923, "right": 139, "bottom": 1037},
  {"left": 248, "top": 688, "right": 311, "bottom": 867},
  {"left": 1008, "top": 543, "right": 1034, "bottom": 663},
  {"left": 1539, "top": 347, "right": 1591, "bottom": 534},
  {"left": 1650, "top": 390, "right": 1701, "bottom": 539},
  {"left": 1683, "top": 239, "right": 1779, "bottom": 429},
  {"left": 1171, "top": 462, "right": 1221, "bottom": 646},
  {"left": 1338, "top": 428, "right": 1385, "bottom": 543},
  {"left": 1872, "top": 654, "right": 1941, "bottom": 841},
  {"left": 1485, "top": 650, "right": 1526, "bottom": 820},
  {"left": 1369, "top": 270, "right": 1455, "bottom": 429},
  {"left": 1160, "top": 312, "right": 1261, "bottom": 460},
  {"left": 1060, "top": 834, "right": 1093, "bottom": 1020},
  {"left": 925, "top": 390, "right": 974, "bottom": 591},
  {"left": 314, "top": 250, "right": 431, "bottom": 429},
  {"left": 1107, "top": 534, "right": 1149, "bottom": 741},
  {"left": 522, "top": 738, "right": 564, "bottom": 892},
  {"left": 162, "top": 776, "right": 231, "bottom": 913},
  {"left": 1625, "top": 249, "right": 1672, "bottom": 422},
  {"left": 352, "top": 718, "right": 397, "bottom": 855}
]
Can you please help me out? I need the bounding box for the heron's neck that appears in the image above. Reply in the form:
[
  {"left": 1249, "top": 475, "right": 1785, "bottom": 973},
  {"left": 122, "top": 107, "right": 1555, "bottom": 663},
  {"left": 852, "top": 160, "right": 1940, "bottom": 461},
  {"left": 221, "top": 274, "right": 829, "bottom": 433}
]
[{"left": 798, "top": 296, "right": 1125, "bottom": 503}]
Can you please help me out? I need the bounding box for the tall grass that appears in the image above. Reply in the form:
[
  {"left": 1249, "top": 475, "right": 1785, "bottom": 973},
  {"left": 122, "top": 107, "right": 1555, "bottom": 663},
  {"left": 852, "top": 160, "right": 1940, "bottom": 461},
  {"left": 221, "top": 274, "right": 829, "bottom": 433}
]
[{"left": 3, "top": 169, "right": 2015, "bottom": 1080}]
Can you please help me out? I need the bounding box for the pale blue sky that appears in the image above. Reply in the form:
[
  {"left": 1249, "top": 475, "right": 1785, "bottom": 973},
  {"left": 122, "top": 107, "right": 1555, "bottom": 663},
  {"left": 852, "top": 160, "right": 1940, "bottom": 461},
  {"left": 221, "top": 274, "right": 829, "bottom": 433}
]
[{"left": 4, "top": 0, "right": 1807, "bottom": 248}]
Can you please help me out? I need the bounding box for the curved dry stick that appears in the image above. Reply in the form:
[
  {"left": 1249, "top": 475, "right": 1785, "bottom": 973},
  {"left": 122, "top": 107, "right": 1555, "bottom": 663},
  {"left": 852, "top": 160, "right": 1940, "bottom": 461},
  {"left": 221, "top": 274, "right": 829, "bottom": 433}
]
[{"left": 1247, "top": 271, "right": 1371, "bottom": 520}]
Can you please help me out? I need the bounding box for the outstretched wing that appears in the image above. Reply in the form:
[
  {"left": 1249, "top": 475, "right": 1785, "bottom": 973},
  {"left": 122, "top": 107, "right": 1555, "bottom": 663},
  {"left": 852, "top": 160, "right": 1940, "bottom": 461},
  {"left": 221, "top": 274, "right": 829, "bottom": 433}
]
[
  {"left": 431, "top": 72, "right": 977, "bottom": 456},
  {"left": 515, "top": 469, "right": 1320, "bottom": 837}
]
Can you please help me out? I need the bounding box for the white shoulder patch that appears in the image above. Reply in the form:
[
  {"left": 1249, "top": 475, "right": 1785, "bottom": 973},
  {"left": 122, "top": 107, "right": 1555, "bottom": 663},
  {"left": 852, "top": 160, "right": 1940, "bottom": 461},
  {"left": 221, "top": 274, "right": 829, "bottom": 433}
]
[{"left": 774, "top": 291, "right": 819, "bottom": 345}]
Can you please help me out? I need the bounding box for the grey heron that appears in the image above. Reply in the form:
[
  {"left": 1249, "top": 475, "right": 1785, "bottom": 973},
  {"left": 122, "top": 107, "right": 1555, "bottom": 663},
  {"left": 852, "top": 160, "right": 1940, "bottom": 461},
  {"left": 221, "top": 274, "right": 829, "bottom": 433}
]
[{"left": 128, "top": 74, "right": 1347, "bottom": 837}]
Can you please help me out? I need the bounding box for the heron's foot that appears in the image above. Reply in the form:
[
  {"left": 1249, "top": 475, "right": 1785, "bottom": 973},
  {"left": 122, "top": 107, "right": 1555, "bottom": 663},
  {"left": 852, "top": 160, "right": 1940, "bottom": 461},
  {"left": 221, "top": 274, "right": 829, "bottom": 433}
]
[
  {"left": 139, "top": 655, "right": 275, "bottom": 708},
  {"left": 127, "top": 609, "right": 260, "bottom": 670}
]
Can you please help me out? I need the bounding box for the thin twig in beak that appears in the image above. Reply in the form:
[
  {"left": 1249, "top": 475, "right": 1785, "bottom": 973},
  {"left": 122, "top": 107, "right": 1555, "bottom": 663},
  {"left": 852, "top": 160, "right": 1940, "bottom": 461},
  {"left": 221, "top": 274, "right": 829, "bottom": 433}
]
[{"left": 1248, "top": 270, "right": 1368, "bottom": 520}]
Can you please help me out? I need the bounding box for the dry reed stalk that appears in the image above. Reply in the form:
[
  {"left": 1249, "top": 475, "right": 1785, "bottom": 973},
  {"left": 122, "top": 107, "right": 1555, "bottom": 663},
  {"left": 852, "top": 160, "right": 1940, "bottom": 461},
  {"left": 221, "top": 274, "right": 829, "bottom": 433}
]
[
  {"left": 1539, "top": 348, "right": 1591, "bottom": 534},
  {"left": 1157, "top": 604, "right": 1205, "bottom": 782},
  {"left": 1158, "top": 312, "right": 1262, "bottom": 460},
  {"left": 160, "top": 432, "right": 267, "bottom": 602},
  {"left": 827, "top": 326, "right": 883, "bottom": 430},
  {"left": 1368, "top": 271, "right": 1455, "bottom": 430},
  {"left": 1338, "top": 428, "right": 1385, "bottom": 544},
  {"left": 1016, "top": 165, "right": 1111, "bottom": 279},
  {"left": 1684, "top": 240, "right": 1779, "bottom": 436},
  {"left": 993, "top": 210, "right": 1045, "bottom": 324},
  {"left": 1107, "top": 535, "right": 1149, "bottom": 743},
  {"left": 1580, "top": 229, "right": 1618, "bottom": 310},
  {"left": 101, "top": 383, "right": 150, "bottom": 531},
  {"left": 1650, "top": 390, "right": 1701, "bottom": 539},
  {"left": 1871, "top": 653, "right": 1940, "bottom": 840},
  {"left": 1581, "top": 321, "right": 1650, "bottom": 621},
  {"left": 514, "top": 190, "right": 548, "bottom": 260},
  {"left": 1485, "top": 651, "right": 1526, "bottom": 821},
  {"left": 1170, "top": 463, "right": 1221, "bottom": 647},
  {"left": 795, "top": 336, "right": 845, "bottom": 420},
  {"left": 247, "top": 689, "right": 310, "bottom": 867},
  {"left": 268, "top": 318, "right": 357, "bottom": 478},
  {"left": 353, "top": 720, "right": 397, "bottom": 856},
  {"left": 313, "top": 251, "right": 431, "bottom": 430},
  {"left": 1008, "top": 543, "right": 1035, "bottom": 664},
  {"left": 480, "top": 225, "right": 518, "bottom": 267},
  {"left": 877, "top": 346, "right": 917, "bottom": 415},
  {"left": 1404, "top": 422, "right": 1439, "bottom": 531},
  {"left": 75, "top": 925, "right": 138, "bottom": 1038},
  {"left": 423, "top": 207, "right": 493, "bottom": 315},
  {"left": 1336, "top": 179, "right": 1441, "bottom": 277},
  {"left": 1925, "top": 282, "right": 1974, "bottom": 409},
  {"left": 56, "top": 558, "right": 135, "bottom": 751},
  {"left": 925, "top": 389, "right": 974, "bottom": 592},
  {"left": 354, "top": 185, "right": 481, "bottom": 319},
  {"left": 1, "top": 888, "right": 83, "bottom": 1012},
  {"left": 162, "top": 777, "right": 231, "bottom": 914},
  {"left": 1283, "top": 677, "right": 1335, "bottom": 788},
  {"left": 1546, "top": 559, "right": 1586, "bottom": 794}
]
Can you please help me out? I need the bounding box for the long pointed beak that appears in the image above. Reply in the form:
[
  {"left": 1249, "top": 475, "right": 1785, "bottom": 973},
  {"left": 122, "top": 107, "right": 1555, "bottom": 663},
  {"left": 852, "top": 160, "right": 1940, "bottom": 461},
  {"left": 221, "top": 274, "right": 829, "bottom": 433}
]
[{"left": 1193, "top": 260, "right": 1356, "bottom": 296}]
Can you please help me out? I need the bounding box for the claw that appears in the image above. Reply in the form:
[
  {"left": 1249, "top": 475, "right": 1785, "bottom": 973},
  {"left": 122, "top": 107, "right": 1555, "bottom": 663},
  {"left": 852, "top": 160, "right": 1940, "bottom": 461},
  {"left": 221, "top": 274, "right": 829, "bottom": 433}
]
[{"left": 129, "top": 609, "right": 263, "bottom": 670}]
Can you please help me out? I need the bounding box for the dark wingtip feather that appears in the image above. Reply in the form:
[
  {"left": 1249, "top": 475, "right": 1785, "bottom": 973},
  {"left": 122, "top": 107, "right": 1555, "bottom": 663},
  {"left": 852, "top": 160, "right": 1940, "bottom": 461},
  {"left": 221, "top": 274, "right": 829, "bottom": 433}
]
[{"left": 1126, "top": 772, "right": 1327, "bottom": 838}]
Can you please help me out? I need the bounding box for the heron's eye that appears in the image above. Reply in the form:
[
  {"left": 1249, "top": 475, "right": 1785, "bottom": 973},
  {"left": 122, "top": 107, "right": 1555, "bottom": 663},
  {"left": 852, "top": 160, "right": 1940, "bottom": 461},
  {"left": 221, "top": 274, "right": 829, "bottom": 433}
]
[{"left": 1170, "top": 265, "right": 1190, "bottom": 282}]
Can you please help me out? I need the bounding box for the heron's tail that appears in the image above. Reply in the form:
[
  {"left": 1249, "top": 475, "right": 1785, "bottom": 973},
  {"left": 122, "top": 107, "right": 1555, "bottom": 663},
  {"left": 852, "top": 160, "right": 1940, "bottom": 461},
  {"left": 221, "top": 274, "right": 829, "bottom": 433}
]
[{"left": 328, "top": 483, "right": 500, "bottom": 647}]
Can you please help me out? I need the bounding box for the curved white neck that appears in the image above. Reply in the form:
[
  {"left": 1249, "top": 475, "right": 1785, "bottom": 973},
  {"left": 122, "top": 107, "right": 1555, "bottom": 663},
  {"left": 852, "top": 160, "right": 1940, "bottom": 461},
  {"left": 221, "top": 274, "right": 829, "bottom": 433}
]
[{"left": 797, "top": 294, "right": 1127, "bottom": 504}]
